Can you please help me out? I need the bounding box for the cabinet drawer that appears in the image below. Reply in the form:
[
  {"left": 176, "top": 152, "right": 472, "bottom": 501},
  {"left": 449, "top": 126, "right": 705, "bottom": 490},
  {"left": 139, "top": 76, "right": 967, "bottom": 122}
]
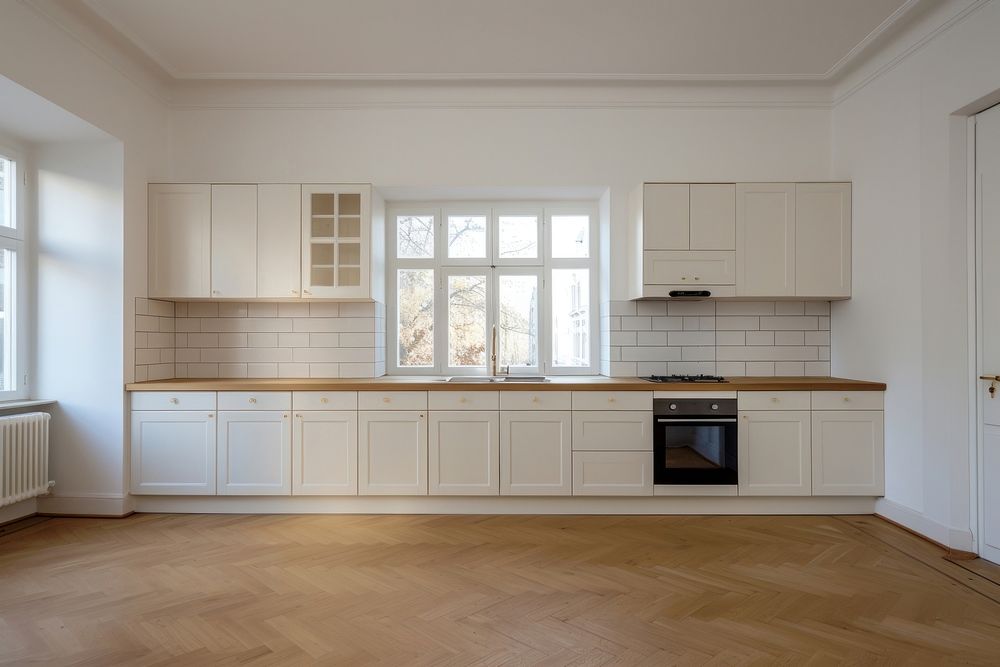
[
  {"left": 500, "top": 391, "right": 572, "bottom": 411},
  {"left": 218, "top": 392, "right": 291, "bottom": 411},
  {"left": 358, "top": 391, "right": 428, "bottom": 411},
  {"left": 572, "top": 452, "right": 653, "bottom": 496},
  {"left": 572, "top": 412, "right": 653, "bottom": 451},
  {"left": 571, "top": 391, "right": 652, "bottom": 411},
  {"left": 738, "top": 391, "right": 810, "bottom": 411},
  {"left": 428, "top": 391, "right": 500, "bottom": 411},
  {"left": 293, "top": 391, "right": 358, "bottom": 411},
  {"left": 131, "top": 391, "right": 216, "bottom": 411},
  {"left": 643, "top": 251, "right": 735, "bottom": 286},
  {"left": 811, "top": 391, "right": 883, "bottom": 411}
]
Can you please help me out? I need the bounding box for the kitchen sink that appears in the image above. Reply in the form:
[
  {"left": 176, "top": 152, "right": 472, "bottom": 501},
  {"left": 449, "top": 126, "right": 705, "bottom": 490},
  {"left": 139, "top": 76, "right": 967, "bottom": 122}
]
[{"left": 444, "top": 376, "right": 549, "bottom": 383}]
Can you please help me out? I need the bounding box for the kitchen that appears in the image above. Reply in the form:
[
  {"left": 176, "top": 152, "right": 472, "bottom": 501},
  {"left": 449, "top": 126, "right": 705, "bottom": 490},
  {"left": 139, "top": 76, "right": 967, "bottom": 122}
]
[{"left": 1, "top": 0, "right": 999, "bottom": 663}]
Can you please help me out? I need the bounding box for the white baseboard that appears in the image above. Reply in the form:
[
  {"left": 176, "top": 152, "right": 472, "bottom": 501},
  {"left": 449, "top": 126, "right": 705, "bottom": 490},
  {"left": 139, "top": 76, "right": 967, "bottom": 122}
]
[
  {"left": 875, "top": 498, "right": 975, "bottom": 551},
  {"left": 0, "top": 498, "right": 37, "bottom": 525},
  {"left": 37, "top": 494, "right": 130, "bottom": 517},
  {"left": 134, "top": 495, "right": 877, "bottom": 515}
]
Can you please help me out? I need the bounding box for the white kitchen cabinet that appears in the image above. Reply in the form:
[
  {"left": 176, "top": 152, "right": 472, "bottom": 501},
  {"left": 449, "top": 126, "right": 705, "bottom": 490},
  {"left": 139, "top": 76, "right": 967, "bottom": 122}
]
[
  {"left": 572, "top": 451, "right": 653, "bottom": 496},
  {"left": 500, "top": 411, "right": 572, "bottom": 495},
  {"left": 738, "top": 410, "right": 811, "bottom": 496},
  {"left": 811, "top": 410, "right": 884, "bottom": 496},
  {"left": 130, "top": 411, "right": 217, "bottom": 495},
  {"left": 292, "top": 411, "right": 358, "bottom": 495},
  {"left": 258, "top": 184, "right": 302, "bottom": 298},
  {"left": 217, "top": 411, "right": 292, "bottom": 495},
  {"left": 643, "top": 183, "right": 689, "bottom": 250},
  {"left": 358, "top": 411, "right": 427, "bottom": 495},
  {"left": 690, "top": 184, "right": 736, "bottom": 250},
  {"left": 210, "top": 184, "right": 258, "bottom": 299},
  {"left": 148, "top": 184, "right": 211, "bottom": 298},
  {"left": 796, "top": 183, "right": 851, "bottom": 298},
  {"left": 642, "top": 251, "right": 736, "bottom": 286},
  {"left": 571, "top": 411, "right": 653, "bottom": 451},
  {"left": 736, "top": 183, "right": 796, "bottom": 297},
  {"left": 428, "top": 411, "right": 500, "bottom": 495},
  {"left": 302, "top": 184, "right": 370, "bottom": 299}
]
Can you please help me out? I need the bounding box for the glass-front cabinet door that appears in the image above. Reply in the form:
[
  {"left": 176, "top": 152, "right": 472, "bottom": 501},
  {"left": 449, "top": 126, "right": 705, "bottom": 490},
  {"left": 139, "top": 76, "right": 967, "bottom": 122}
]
[{"left": 301, "top": 185, "right": 370, "bottom": 298}]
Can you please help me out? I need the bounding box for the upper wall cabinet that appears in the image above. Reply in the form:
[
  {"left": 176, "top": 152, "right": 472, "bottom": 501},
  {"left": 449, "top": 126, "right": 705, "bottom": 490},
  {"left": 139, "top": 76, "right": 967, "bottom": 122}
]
[
  {"left": 148, "top": 184, "right": 211, "bottom": 299},
  {"left": 629, "top": 182, "right": 850, "bottom": 300},
  {"left": 148, "top": 183, "right": 384, "bottom": 301}
]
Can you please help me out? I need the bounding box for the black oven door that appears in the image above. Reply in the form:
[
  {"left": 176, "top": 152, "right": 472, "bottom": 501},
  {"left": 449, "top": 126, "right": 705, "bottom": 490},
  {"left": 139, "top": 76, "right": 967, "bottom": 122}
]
[{"left": 653, "top": 417, "right": 738, "bottom": 485}]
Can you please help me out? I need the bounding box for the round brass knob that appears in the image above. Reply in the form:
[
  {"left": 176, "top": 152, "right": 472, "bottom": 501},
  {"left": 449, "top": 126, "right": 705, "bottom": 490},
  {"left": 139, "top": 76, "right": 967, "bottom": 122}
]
[
  {"left": 249, "top": 397, "right": 257, "bottom": 404},
  {"left": 320, "top": 397, "right": 329, "bottom": 404},
  {"left": 169, "top": 398, "right": 179, "bottom": 404}
]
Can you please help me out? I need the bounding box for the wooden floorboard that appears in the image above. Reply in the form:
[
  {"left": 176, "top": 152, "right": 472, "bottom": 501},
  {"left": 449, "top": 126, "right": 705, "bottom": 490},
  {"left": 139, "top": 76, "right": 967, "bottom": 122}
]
[{"left": 1, "top": 513, "right": 999, "bottom": 665}]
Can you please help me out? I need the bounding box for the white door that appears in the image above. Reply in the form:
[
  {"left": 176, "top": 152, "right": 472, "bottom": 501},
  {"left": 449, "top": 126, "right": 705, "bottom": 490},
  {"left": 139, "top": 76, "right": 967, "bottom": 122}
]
[
  {"left": 428, "top": 411, "right": 500, "bottom": 495},
  {"left": 572, "top": 451, "right": 653, "bottom": 496},
  {"left": 690, "top": 183, "right": 736, "bottom": 250},
  {"left": 643, "top": 183, "right": 689, "bottom": 250},
  {"left": 736, "top": 183, "right": 795, "bottom": 296},
  {"left": 358, "top": 411, "right": 427, "bottom": 495},
  {"left": 130, "top": 411, "right": 216, "bottom": 495},
  {"left": 500, "top": 411, "right": 572, "bottom": 495},
  {"left": 148, "top": 184, "right": 211, "bottom": 298},
  {"left": 977, "top": 103, "right": 1000, "bottom": 564},
  {"left": 217, "top": 411, "right": 292, "bottom": 495},
  {"left": 302, "top": 184, "right": 371, "bottom": 299},
  {"left": 258, "top": 184, "right": 302, "bottom": 298},
  {"left": 795, "top": 183, "right": 851, "bottom": 298},
  {"left": 811, "top": 411, "right": 884, "bottom": 496},
  {"left": 292, "top": 411, "right": 357, "bottom": 495},
  {"left": 738, "top": 410, "right": 811, "bottom": 496},
  {"left": 211, "top": 184, "right": 258, "bottom": 298}
]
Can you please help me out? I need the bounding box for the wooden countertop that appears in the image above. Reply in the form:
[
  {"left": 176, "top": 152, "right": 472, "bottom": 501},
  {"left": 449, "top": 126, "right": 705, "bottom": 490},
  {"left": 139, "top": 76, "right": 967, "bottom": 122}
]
[{"left": 126, "top": 376, "right": 886, "bottom": 392}]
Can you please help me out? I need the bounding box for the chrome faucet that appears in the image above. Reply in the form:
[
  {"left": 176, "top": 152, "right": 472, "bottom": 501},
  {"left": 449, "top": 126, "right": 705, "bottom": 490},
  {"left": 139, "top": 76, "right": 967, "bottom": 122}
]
[{"left": 490, "top": 325, "right": 498, "bottom": 376}]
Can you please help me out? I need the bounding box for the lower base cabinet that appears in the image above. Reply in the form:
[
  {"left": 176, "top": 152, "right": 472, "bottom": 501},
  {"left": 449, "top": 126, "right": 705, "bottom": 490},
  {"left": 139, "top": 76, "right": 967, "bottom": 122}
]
[
  {"left": 428, "top": 411, "right": 499, "bottom": 495},
  {"left": 738, "top": 410, "right": 811, "bottom": 496},
  {"left": 217, "top": 411, "right": 292, "bottom": 495},
  {"left": 812, "top": 410, "right": 885, "bottom": 495},
  {"left": 130, "top": 411, "right": 217, "bottom": 495},
  {"left": 500, "top": 411, "right": 572, "bottom": 495},
  {"left": 292, "top": 411, "right": 358, "bottom": 495},
  {"left": 358, "top": 411, "right": 428, "bottom": 495},
  {"left": 572, "top": 451, "right": 653, "bottom": 496}
]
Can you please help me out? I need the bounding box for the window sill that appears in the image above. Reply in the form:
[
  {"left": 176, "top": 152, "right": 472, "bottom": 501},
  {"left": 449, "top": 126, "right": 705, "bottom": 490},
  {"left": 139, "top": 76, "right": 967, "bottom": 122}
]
[{"left": 0, "top": 399, "right": 57, "bottom": 412}]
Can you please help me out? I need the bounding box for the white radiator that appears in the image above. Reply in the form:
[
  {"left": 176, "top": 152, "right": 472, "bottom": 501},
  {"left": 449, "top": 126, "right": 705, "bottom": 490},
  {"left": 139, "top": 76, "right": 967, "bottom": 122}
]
[{"left": 1, "top": 412, "right": 53, "bottom": 507}]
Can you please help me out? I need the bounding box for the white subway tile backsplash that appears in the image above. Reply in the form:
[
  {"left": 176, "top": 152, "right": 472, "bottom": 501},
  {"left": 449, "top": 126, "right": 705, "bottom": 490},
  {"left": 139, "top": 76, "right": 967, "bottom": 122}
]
[
  {"left": 187, "top": 302, "right": 219, "bottom": 318},
  {"left": 603, "top": 300, "right": 831, "bottom": 378},
  {"left": 218, "top": 302, "right": 248, "bottom": 318},
  {"left": 218, "top": 332, "right": 248, "bottom": 348},
  {"left": 247, "top": 363, "right": 278, "bottom": 378},
  {"left": 635, "top": 301, "right": 667, "bottom": 316},
  {"left": 339, "top": 302, "right": 377, "bottom": 317},
  {"left": 248, "top": 332, "right": 278, "bottom": 348}
]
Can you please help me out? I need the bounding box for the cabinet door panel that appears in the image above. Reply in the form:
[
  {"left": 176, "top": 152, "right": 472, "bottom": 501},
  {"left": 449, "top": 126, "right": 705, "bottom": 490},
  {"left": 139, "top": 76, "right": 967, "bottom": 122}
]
[
  {"left": 358, "top": 411, "right": 427, "bottom": 495},
  {"left": 643, "top": 251, "right": 735, "bottom": 286},
  {"left": 812, "top": 410, "right": 883, "bottom": 495},
  {"left": 428, "top": 411, "right": 499, "bottom": 495},
  {"left": 573, "top": 451, "right": 653, "bottom": 496},
  {"left": 292, "top": 411, "right": 358, "bottom": 495},
  {"left": 211, "top": 184, "right": 257, "bottom": 298},
  {"left": 302, "top": 185, "right": 371, "bottom": 299},
  {"left": 500, "top": 411, "right": 572, "bottom": 495},
  {"left": 795, "top": 183, "right": 851, "bottom": 298},
  {"left": 572, "top": 411, "right": 653, "bottom": 451},
  {"left": 130, "top": 411, "right": 216, "bottom": 495},
  {"left": 258, "top": 184, "right": 302, "bottom": 298},
  {"left": 736, "top": 183, "right": 795, "bottom": 296},
  {"left": 643, "top": 184, "right": 689, "bottom": 250},
  {"left": 738, "top": 410, "right": 810, "bottom": 495},
  {"left": 690, "top": 184, "right": 736, "bottom": 250},
  {"left": 148, "top": 184, "right": 211, "bottom": 298},
  {"left": 217, "top": 411, "right": 292, "bottom": 495}
]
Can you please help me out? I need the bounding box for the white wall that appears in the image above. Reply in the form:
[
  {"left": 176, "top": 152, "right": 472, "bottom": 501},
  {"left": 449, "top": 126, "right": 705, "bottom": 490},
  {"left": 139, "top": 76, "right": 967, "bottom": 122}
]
[
  {"left": 831, "top": 0, "right": 1000, "bottom": 549},
  {"left": 0, "top": 1, "right": 168, "bottom": 514},
  {"left": 166, "top": 104, "right": 833, "bottom": 301},
  {"left": 35, "top": 140, "right": 125, "bottom": 512}
]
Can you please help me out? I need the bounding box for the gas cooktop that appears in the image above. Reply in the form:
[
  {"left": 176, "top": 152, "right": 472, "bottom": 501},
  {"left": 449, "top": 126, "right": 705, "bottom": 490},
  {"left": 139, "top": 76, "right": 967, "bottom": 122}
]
[{"left": 641, "top": 374, "right": 727, "bottom": 383}]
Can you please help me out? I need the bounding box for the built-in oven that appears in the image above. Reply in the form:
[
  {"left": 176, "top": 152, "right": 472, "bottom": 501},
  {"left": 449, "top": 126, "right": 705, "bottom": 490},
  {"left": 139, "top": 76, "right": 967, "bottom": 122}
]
[{"left": 653, "top": 398, "right": 738, "bottom": 485}]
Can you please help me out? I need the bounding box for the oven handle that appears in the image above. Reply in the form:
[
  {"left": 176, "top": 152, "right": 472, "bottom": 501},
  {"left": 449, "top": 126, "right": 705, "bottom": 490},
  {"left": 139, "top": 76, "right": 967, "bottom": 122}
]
[{"left": 656, "top": 418, "right": 737, "bottom": 423}]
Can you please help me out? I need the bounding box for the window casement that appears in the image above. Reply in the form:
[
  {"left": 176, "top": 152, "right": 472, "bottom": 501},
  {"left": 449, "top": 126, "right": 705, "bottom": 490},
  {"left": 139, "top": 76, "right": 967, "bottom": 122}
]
[
  {"left": 0, "top": 147, "right": 27, "bottom": 399},
  {"left": 387, "top": 201, "right": 598, "bottom": 376}
]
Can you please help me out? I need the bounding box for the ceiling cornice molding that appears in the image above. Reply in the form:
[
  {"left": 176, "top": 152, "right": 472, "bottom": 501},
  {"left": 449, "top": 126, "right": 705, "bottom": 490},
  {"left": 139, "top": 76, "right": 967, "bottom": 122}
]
[
  {"left": 167, "top": 99, "right": 835, "bottom": 112},
  {"left": 70, "top": 0, "right": 926, "bottom": 88},
  {"left": 831, "top": 0, "right": 992, "bottom": 107}
]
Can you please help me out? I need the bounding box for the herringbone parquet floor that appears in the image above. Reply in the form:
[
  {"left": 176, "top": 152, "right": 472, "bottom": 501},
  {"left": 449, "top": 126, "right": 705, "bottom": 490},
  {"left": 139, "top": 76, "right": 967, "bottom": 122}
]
[{"left": 1, "top": 514, "right": 999, "bottom": 665}]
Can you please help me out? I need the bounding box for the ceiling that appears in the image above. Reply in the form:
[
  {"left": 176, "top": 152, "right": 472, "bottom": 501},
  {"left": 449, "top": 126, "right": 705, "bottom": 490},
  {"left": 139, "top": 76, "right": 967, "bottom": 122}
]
[{"left": 80, "top": 0, "right": 915, "bottom": 82}]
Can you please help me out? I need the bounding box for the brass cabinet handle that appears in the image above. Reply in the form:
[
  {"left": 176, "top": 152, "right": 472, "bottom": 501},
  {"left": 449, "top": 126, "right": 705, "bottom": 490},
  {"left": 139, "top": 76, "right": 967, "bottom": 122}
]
[{"left": 980, "top": 375, "right": 1000, "bottom": 381}]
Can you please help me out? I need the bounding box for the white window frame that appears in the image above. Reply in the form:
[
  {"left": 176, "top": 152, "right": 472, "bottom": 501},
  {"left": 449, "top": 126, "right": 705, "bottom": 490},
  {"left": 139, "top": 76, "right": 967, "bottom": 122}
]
[
  {"left": 0, "top": 143, "right": 28, "bottom": 400},
  {"left": 387, "top": 201, "right": 598, "bottom": 376}
]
